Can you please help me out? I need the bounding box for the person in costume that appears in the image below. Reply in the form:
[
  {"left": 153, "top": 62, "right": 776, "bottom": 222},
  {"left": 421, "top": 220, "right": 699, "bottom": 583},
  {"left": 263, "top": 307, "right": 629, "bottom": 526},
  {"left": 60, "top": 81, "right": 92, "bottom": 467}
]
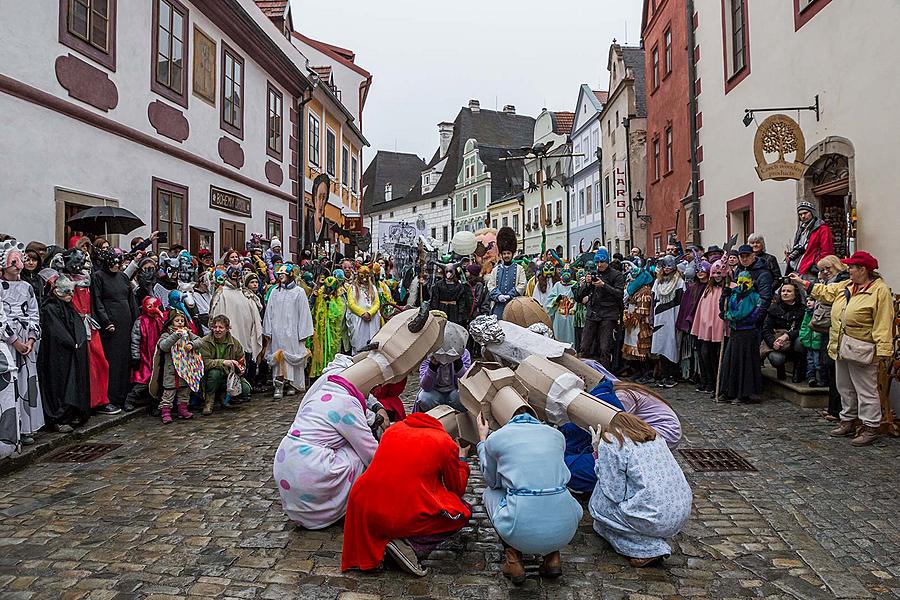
[
  {"left": 573, "top": 267, "right": 587, "bottom": 354},
  {"left": 263, "top": 237, "right": 282, "bottom": 283},
  {"left": 346, "top": 265, "right": 381, "bottom": 353},
  {"left": 588, "top": 412, "right": 692, "bottom": 568},
  {"left": 675, "top": 257, "right": 709, "bottom": 382},
  {"left": 149, "top": 310, "right": 200, "bottom": 424},
  {"left": 209, "top": 265, "right": 263, "bottom": 394},
  {"left": 650, "top": 256, "right": 685, "bottom": 388},
  {"left": 414, "top": 322, "right": 471, "bottom": 413},
  {"left": 487, "top": 227, "right": 526, "bottom": 319},
  {"left": 529, "top": 262, "right": 556, "bottom": 308},
  {"left": 332, "top": 268, "right": 352, "bottom": 355},
  {"left": 623, "top": 261, "right": 654, "bottom": 381},
  {"left": 719, "top": 271, "right": 764, "bottom": 404},
  {"left": 308, "top": 276, "right": 346, "bottom": 378},
  {"left": 125, "top": 296, "right": 166, "bottom": 413},
  {"left": 197, "top": 314, "right": 252, "bottom": 414},
  {"left": 372, "top": 263, "right": 399, "bottom": 322},
  {"left": 21, "top": 247, "right": 44, "bottom": 305},
  {"left": 545, "top": 264, "right": 577, "bottom": 345},
  {"left": 691, "top": 259, "right": 729, "bottom": 394},
  {"left": 476, "top": 405, "right": 583, "bottom": 585},
  {"left": 0, "top": 240, "right": 44, "bottom": 445},
  {"left": 262, "top": 264, "right": 314, "bottom": 399},
  {"left": 153, "top": 252, "right": 180, "bottom": 309},
  {"left": 51, "top": 249, "right": 114, "bottom": 414},
  {"left": 92, "top": 248, "right": 137, "bottom": 411},
  {"left": 431, "top": 264, "right": 472, "bottom": 327},
  {"left": 37, "top": 277, "right": 90, "bottom": 433}
]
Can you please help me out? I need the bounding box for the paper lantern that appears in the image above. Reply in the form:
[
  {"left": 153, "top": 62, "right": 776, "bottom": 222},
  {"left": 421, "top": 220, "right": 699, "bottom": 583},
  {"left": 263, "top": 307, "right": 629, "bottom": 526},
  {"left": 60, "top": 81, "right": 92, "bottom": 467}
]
[
  {"left": 451, "top": 231, "right": 478, "bottom": 256},
  {"left": 503, "top": 296, "right": 551, "bottom": 329}
]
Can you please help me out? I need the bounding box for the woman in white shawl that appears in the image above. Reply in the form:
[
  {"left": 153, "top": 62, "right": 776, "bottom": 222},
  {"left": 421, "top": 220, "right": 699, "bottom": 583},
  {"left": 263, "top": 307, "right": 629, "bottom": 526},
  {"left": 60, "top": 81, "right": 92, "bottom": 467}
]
[{"left": 650, "top": 256, "right": 685, "bottom": 388}]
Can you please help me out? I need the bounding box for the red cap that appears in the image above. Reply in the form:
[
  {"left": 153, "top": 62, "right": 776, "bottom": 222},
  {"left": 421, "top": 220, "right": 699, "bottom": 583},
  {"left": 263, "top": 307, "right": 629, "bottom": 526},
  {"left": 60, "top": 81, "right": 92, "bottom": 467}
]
[
  {"left": 198, "top": 249, "right": 212, "bottom": 257},
  {"left": 842, "top": 251, "right": 878, "bottom": 271}
]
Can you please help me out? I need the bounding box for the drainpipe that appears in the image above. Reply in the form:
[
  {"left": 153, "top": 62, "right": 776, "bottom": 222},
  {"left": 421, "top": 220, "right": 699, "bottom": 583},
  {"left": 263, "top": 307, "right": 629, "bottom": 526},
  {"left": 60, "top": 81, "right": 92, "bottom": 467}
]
[
  {"left": 298, "top": 87, "right": 315, "bottom": 256},
  {"left": 686, "top": 0, "right": 701, "bottom": 245},
  {"left": 595, "top": 146, "right": 605, "bottom": 244}
]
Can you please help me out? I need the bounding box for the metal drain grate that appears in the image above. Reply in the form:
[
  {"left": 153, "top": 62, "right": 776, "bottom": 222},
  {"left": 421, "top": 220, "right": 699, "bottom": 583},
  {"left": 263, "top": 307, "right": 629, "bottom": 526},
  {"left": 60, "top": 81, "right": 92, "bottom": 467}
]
[
  {"left": 46, "top": 443, "right": 122, "bottom": 463},
  {"left": 678, "top": 448, "right": 757, "bottom": 472}
]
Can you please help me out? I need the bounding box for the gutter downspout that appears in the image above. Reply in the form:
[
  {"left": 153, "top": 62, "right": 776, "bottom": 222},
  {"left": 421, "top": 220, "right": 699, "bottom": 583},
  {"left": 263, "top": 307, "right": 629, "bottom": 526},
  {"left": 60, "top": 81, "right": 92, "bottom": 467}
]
[
  {"left": 298, "top": 82, "right": 318, "bottom": 255},
  {"left": 596, "top": 146, "right": 605, "bottom": 244},
  {"left": 686, "top": 0, "right": 701, "bottom": 245}
]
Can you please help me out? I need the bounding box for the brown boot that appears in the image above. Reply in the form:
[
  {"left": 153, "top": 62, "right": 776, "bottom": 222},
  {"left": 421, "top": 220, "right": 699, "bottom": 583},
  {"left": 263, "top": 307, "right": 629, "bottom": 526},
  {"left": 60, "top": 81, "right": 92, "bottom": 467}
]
[
  {"left": 829, "top": 420, "right": 856, "bottom": 437},
  {"left": 538, "top": 551, "right": 562, "bottom": 578},
  {"left": 202, "top": 393, "right": 214, "bottom": 416},
  {"left": 850, "top": 425, "right": 880, "bottom": 446},
  {"left": 501, "top": 547, "right": 526, "bottom": 585}
]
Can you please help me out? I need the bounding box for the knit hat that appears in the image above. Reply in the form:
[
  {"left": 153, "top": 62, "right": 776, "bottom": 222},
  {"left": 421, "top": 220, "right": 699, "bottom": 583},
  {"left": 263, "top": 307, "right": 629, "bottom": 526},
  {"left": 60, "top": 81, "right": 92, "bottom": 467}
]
[
  {"left": 270, "top": 237, "right": 282, "bottom": 249},
  {"left": 594, "top": 247, "right": 610, "bottom": 264},
  {"left": 796, "top": 201, "right": 817, "bottom": 216}
]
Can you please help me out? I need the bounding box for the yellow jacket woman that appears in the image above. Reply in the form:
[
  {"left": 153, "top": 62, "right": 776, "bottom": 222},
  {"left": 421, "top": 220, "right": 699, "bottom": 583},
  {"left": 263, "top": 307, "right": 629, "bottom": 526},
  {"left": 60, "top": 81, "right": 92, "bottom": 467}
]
[{"left": 809, "top": 276, "right": 893, "bottom": 361}]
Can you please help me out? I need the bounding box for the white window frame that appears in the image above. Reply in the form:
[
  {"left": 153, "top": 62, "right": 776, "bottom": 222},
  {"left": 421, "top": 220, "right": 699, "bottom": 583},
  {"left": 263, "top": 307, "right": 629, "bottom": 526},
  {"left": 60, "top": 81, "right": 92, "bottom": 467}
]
[{"left": 308, "top": 113, "right": 320, "bottom": 168}]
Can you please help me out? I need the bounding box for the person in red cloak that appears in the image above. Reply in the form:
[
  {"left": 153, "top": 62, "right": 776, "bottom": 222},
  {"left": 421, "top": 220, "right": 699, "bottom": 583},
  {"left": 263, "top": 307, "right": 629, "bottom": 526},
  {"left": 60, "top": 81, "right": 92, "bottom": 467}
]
[
  {"left": 370, "top": 377, "right": 407, "bottom": 422},
  {"left": 124, "top": 296, "right": 166, "bottom": 413},
  {"left": 340, "top": 411, "right": 470, "bottom": 575}
]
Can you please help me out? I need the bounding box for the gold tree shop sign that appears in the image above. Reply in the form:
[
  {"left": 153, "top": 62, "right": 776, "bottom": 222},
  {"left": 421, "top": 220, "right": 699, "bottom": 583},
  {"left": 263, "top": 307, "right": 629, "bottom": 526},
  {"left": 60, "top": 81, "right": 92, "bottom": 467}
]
[{"left": 753, "top": 114, "right": 807, "bottom": 181}]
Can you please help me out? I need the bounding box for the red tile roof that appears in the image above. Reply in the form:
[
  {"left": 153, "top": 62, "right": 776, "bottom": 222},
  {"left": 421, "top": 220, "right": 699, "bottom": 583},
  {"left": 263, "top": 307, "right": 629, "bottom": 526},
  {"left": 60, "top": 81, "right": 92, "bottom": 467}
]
[
  {"left": 254, "top": 0, "right": 288, "bottom": 18},
  {"left": 553, "top": 111, "right": 575, "bottom": 135},
  {"left": 593, "top": 90, "right": 609, "bottom": 104},
  {"left": 292, "top": 32, "right": 371, "bottom": 79},
  {"left": 311, "top": 65, "right": 332, "bottom": 81}
]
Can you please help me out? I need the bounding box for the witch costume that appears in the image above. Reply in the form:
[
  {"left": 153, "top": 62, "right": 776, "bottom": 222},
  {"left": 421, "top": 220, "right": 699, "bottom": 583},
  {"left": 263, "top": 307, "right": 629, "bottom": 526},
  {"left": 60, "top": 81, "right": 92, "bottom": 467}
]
[
  {"left": 719, "top": 271, "right": 765, "bottom": 401},
  {"left": 92, "top": 250, "right": 137, "bottom": 408},
  {"left": 0, "top": 298, "right": 19, "bottom": 458},
  {"left": 650, "top": 265, "right": 685, "bottom": 364}
]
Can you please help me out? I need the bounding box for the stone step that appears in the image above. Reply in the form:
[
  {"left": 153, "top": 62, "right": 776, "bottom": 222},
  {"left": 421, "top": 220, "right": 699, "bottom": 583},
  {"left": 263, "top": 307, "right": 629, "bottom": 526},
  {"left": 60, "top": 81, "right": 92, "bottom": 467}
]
[{"left": 761, "top": 366, "right": 828, "bottom": 409}]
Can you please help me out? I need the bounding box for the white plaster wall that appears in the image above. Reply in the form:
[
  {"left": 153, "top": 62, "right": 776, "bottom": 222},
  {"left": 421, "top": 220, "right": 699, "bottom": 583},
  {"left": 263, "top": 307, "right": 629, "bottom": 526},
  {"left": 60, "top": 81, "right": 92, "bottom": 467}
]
[
  {"left": 0, "top": 0, "right": 293, "bottom": 199},
  {"left": 694, "top": 0, "right": 900, "bottom": 284},
  {"left": 0, "top": 95, "right": 292, "bottom": 256},
  {"left": 600, "top": 88, "right": 634, "bottom": 252}
]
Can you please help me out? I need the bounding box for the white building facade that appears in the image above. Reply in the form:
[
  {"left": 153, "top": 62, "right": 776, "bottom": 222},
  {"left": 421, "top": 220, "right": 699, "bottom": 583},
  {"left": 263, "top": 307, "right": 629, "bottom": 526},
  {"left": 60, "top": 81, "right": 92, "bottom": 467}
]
[
  {"left": 568, "top": 85, "right": 607, "bottom": 258},
  {"left": 693, "top": 0, "right": 900, "bottom": 283},
  {"left": 523, "top": 110, "right": 573, "bottom": 256},
  {"left": 0, "top": 0, "right": 316, "bottom": 259}
]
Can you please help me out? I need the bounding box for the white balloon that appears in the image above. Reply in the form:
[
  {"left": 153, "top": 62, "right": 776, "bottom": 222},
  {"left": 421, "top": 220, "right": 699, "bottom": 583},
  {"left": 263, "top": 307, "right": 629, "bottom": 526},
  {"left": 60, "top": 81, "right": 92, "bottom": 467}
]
[{"left": 451, "top": 231, "right": 478, "bottom": 256}]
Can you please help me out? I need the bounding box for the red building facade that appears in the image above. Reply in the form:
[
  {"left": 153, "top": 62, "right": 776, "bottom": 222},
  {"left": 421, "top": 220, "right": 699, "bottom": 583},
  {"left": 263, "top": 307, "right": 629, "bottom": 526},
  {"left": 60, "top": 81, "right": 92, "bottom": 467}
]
[{"left": 641, "top": 0, "right": 692, "bottom": 253}]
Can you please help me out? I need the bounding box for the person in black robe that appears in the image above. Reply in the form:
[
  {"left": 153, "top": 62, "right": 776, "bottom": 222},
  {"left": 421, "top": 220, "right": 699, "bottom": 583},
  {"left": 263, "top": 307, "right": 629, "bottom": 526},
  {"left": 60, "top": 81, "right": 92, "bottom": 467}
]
[
  {"left": 39, "top": 278, "right": 90, "bottom": 430},
  {"left": 430, "top": 264, "right": 472, "bottom": 327},
  {"left": 92, "top": 249, "right": 137, "bottom": 411}
]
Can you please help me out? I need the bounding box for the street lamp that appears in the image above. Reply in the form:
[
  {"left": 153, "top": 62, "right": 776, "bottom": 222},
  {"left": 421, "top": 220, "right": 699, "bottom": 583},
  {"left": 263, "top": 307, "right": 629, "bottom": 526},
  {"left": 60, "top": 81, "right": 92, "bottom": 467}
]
[{"left": 627, "top": 191, "right": 651, "bottom": 231}]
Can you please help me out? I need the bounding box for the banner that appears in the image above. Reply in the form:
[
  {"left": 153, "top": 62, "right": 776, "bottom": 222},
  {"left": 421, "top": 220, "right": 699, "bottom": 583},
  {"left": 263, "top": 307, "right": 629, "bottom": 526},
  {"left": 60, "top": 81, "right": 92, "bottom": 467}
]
[{"left": 614, "top": 160, "right": 628, "bottom": 240}]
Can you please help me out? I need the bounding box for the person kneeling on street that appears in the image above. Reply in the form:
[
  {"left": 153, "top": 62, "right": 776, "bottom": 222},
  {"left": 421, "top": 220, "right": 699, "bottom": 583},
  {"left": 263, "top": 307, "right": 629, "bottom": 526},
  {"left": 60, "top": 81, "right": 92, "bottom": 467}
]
[
  {"left": 198, "top": 314, "right": 251, "bottom": 414},
  {"left": 588, "top": 412, "right": 692, "bottom": 568},
  {"left": 414, "top": 322, "right": 471, "bottom": 413},
  {"left": 476, "top": 401, "right": 582, "bottom": 585}
]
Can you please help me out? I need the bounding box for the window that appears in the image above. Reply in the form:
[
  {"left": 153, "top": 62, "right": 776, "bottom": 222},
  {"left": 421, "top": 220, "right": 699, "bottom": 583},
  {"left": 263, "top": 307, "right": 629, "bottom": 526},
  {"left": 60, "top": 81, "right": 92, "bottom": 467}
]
[
  {"left": 266, "top": 84, "right": 283, "bottom": 159},
  {"left": 512, "top": 214, "right": 519, "bottom": 233},
  {"left": 61, "top": 0, "right": 117, "bottom": 71},
  {"left": 665, "top": 127, "right": 673, "bottom": 173},
  {"left": 351, "top": 156, "right": 359, "bottom": 193},
  {"left": 555, "top": 199, "right": 562, "bottom": 223},
  {"left": 341, "top": 146, "right": 349, "bottom": 185},
  {"left": 220, "top": 43, "right": 244, "bottom": 138},
  {"left": 389, "top": 211, "right": 394, "bottom": 218},
  {"left": 652, "top": 45, "right": 659, "bottom": 89},
  {"left": 591, "top": 130, "right": 599, "bottom": 153},
  {"left": 579, "top": 189, "right": 585, "bottom": 217},
  {"left": 443, "top": 199, "right": 448, "bottom": 206},
  {"left": 732, "top": 0, "right": 746, "bottom": 73},
  {"left": 492, "top": 219, "right": 498, "bottom": 229},
  {"left": 325, "top": 129, "right": 336, "bottom": 177},
  {"left": 472, "top": 191, "right": 478, "bottom": 208},
  {"left": 431, "top": 201, "right": 436, "bottom": 209},
  {"left": 308, "top": 114, "right": 320, "bottom": 167},
  {"left": 586, "top": 185, "right": 593, "bottom": 215},
  {"left": 574, "top": 143, "right": 582, "bottom": 170},
  {"left": 442, "top": 226, "right": 448, "bottom": 242},
  {"left": 431, "top": 227, "right": 436, "bottom": 239},
  {"left": 265, "top": 211, "right": 282, "bottom": 242},
  {"left": 532, "top": 207, "right": 538, "bottom": 227},
  {"left": 462, "top": 194, "right": 468, "bottom": 212},
  {"left": 605, "top": 176, "right": 611, "bottom": 205},
  {"left": 502, "top": 216, "right": 508, "bottom": 228},
  {"left": 153, "top": 0, "right": 188, "bottom": 107},
  {"left": 654, "top": 234, "right": 662, "bottom": 254},
  {"left": 545, "top": 203, "right": 552, "bottom": 224},
  {"left": 653, "top": 138, "right": 661, "bottom": 180},
  {"left": 412, "top": 206, "right": 417, "bottom": 214},
  {"left": 378, "top": 214, "right": 382, "bottom": 221},
  {"left": 795, "top": 0, "right": 833, "bottom": 30},
  {"left": 152, "top": 178, "right": 187, "bottom": 251},
  {"left": 594, "top": 182, "right": 601, "bottom": 212},
  {"left": 664, "top": 27, "right": 672, "bottom": 75}
]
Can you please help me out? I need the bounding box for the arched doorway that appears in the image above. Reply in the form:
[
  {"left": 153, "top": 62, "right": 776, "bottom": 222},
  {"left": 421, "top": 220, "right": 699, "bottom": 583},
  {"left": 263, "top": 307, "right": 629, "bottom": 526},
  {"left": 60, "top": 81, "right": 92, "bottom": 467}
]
[{"left": 796, "top": 137, "right": 855, "bottom": 258}]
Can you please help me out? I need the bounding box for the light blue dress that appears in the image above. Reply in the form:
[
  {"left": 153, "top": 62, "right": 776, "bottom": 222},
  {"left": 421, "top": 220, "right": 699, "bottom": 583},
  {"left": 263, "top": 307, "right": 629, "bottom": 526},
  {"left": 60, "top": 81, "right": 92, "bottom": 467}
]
[
  {"left": 545, "top": 281, "right": 576, "bottom": 345},
  {"left": 478, "top": 414, "right": 583, "bottom": 555},
  {"left": 589, "top": 436, "right": 692, "bottom": 559}
]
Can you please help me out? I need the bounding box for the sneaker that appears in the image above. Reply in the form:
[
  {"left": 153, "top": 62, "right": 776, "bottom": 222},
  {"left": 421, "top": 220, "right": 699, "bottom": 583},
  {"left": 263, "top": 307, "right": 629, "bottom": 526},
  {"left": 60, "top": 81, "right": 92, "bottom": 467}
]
[
  {"left": 97, "top": 404, "right": 122, "bottom": 415},
  {"left": 20, "top": 435, "right": 35, "bottom": 445},
  {"left": 384, "top": 540, "right": 427, "bottom": 577},
  {"left": 56, "top": 424, "right": 74, "bottom": 433},
  {"left": 284, "top": 385, "right": 297, "bottom": 397},
  {"left": 659, "top": 377, "right": 677, "bottom": 389}
]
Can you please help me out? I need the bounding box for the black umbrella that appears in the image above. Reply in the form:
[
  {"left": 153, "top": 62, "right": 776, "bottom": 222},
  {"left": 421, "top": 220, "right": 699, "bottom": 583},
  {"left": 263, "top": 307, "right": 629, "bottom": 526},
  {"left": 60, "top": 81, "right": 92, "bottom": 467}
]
[{"left": 66, "top": 206, "right": 145, "bottom": 236}]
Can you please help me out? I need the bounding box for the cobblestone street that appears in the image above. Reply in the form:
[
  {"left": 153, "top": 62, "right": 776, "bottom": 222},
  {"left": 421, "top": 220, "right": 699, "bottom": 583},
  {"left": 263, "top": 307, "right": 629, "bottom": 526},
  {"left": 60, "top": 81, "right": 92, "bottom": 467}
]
[{"left": 0, "top": 386, "right": 897, "bottom": 600}]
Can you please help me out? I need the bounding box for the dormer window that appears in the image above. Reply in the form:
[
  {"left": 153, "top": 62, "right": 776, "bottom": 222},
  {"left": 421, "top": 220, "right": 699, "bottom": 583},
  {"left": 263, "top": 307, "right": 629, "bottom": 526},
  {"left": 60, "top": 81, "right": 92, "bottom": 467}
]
[{"left": 384, "top": 183, "right": 392, "bottom": 202}]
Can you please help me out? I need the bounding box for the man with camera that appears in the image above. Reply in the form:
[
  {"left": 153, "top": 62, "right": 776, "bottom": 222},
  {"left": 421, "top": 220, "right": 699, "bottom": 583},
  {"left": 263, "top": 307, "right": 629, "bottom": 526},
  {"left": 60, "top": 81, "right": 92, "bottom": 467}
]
[{"left": 574, "top": 247, "right": 624, "bottom": 368}]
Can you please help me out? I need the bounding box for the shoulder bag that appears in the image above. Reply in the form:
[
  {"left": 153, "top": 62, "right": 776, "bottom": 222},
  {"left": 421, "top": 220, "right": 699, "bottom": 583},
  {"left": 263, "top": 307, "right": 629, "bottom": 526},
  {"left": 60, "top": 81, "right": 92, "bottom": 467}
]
[{"left": 837, "top": 288, "right": 876, "bottom": 365}]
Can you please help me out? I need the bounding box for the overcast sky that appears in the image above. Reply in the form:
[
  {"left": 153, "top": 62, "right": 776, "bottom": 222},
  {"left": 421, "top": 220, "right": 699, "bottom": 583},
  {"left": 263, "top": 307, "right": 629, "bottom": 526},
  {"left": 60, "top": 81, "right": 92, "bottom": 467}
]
[{"left": 290, "top": 0, "right": 643, "bottom": 167}]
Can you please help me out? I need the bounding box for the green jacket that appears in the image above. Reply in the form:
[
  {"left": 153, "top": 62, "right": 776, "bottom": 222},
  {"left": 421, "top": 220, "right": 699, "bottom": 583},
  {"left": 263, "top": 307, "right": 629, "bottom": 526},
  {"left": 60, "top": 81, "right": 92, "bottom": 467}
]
[
  {"left": 798, "top": 311, "right": 822, "bottom": 351},
  {"left": 197, "top": 332, "right": 245, "bottom": 370}
]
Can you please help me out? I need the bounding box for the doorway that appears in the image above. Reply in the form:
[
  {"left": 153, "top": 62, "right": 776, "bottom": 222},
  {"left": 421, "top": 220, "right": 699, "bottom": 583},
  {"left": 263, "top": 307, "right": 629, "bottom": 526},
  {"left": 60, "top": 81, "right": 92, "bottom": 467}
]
[{"left": 220, "top": 219, "right": 246, "bottom": 255}]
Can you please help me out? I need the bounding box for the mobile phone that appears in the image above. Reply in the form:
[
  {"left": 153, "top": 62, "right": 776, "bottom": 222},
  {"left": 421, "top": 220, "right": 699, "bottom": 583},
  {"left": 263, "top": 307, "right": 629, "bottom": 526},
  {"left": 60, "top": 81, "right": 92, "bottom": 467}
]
[{"left": 157, "top": 231, "right": 169, "bottom": 244}]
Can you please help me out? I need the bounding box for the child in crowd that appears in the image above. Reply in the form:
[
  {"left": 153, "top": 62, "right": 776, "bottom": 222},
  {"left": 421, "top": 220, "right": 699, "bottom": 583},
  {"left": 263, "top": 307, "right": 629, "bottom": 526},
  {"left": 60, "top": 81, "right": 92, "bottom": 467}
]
[
  {"left": 151, "top": 310, "right": 202, "bottom": 424},
  {"left": 799, "top": 297, "right": 825, "bottom": 387},
  {"left": 126, "top": 296, "right": 166, "bottom": 415}
]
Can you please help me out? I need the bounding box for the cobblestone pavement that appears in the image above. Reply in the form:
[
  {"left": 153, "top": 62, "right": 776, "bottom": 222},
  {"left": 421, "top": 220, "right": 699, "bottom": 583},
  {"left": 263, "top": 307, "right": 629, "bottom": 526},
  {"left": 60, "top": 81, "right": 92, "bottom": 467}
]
[{"left": 0, "top": 385, "right": 897, "bottom": 600}]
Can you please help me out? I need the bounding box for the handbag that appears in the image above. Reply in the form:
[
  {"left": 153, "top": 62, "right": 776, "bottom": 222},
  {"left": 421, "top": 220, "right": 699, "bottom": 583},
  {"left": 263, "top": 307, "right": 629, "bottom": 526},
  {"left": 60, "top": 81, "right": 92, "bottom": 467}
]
[
  {"left": 809, "top": 301, "right": 832, "bottom": 333},
  {"left": 837, "top": 289, "right": 876, "bottom": 365}
]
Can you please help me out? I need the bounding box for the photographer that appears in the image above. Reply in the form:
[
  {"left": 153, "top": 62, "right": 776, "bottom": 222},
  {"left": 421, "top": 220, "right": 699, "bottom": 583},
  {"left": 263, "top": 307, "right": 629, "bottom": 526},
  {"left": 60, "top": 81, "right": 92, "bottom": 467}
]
[
  {"left": 574, "top": 248, "right": 624, "bottom": 367},
  {"left": 785, "top": 202, "right": 834, "bottom": 280}
]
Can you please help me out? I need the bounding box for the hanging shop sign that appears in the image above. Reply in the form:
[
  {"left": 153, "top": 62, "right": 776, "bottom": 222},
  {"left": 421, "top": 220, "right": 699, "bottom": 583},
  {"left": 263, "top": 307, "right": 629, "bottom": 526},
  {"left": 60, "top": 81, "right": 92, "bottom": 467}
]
[
  {"left": 614, "top": 160, "right": 628, "bottom": 240},
  {"left": 344, "top": 216, "right": 363, "bottom": 232},
  {"left": 753, "top": 114, "right": 808, "bottom": 182},
  {"left": 209, "top": 186, "right": 251, "bottom": 217}
]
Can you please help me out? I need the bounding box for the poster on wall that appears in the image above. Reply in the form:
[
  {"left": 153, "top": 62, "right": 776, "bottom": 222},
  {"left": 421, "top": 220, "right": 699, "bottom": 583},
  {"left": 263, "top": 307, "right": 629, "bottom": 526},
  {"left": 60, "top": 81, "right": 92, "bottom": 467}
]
[
  {"left": 614, "top": 160, "right": 628, "bottom": 240},
  {"left": 378, "top": 220, "right": 428, "bottom": 279},
  {"left": 311, "top": 173, "right": 330, "bottom": 244}
]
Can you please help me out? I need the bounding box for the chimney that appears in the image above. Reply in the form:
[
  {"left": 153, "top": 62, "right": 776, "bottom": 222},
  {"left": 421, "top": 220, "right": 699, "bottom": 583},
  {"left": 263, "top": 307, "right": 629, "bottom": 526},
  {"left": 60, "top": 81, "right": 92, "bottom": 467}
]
[
  {"left": 384, "top": 182, "right": 392, "bottom": 202},
  {"left": 438, "top": 122, "right": 454, "bottom": 157},
  {"left": 468, "top": 99, "right": 480, "bottom": 112},
  {"left": 502, "top": 104, "right": 516, "bottom": 115}
]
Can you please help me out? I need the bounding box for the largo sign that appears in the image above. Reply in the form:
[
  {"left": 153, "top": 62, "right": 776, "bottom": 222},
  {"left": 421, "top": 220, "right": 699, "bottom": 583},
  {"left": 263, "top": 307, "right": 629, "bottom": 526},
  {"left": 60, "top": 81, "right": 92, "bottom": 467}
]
[
  {"left": 614, "top": 161, "right": 628, "bottom": 240},
  {"left": 753, "top": 114, "right": 808, "bottom": 182}
]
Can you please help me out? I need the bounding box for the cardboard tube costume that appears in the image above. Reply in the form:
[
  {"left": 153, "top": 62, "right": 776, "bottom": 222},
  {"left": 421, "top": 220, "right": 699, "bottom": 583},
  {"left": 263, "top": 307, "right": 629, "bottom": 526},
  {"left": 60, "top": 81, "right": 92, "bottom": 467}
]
[
  {"left": 458, "top": 362, "right": 532, "bottom": 429},
  {"left": 515, "top": 354, "right": 620, "bottom": 431}
]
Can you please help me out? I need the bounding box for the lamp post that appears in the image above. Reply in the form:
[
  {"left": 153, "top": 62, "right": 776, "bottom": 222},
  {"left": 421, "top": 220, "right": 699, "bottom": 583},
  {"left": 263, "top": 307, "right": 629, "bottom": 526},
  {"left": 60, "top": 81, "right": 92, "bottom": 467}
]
[{"left": 626, "top": 191, "right": 650, "bottom": 234}]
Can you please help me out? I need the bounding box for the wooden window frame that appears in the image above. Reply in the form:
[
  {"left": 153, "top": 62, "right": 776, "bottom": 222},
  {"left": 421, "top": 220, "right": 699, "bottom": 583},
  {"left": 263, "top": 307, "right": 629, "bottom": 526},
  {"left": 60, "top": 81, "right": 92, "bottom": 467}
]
[
  {"left": 652, "top": 137, "right": 661, "bottom": 182},
  {"left": 325, "top": 127, "right": 337, "bottom": 177},
  {"left": 664, "top": 126, "right": 674, "bottom": 175},
  {"left": 308, "top": 113, "right": 320, "bottom": 168},
  {"left": 59, "top": 0, "right": 117, "bottom": 71},
  {"left": 351, "top": 154, "right": 359, "bottom": 194},
  {"left": 151, "top": 177, "right": 189, "bottom": 252},
  {"left": 721, "top": 0, "right": 751, "bottom": 94},
  {"left": 266, "top": 82, "right": 283, "bottom": 160},
  {"left": 793, "top": 0, "right": 833, "bottom": 30},
  {"left": 664, "top": 26, "right": 673, "bottom": 76},
  {"left": 220, "top": 41, "right": 245, "bottom": 139},
  {"left": 265, "top": 211, "right": 283, "bottom": 243},
  {"left": 651, "top": 44, "right": 660, "bottom": 91},
  {"left": 340, "top": 145, "right": 349, "bottom": 187},
  {"left": 151, "top": 0, "right": 189, "bottom": 108},
  {"left": 726, "top": 192, "right": 754, "bottom": 239}
]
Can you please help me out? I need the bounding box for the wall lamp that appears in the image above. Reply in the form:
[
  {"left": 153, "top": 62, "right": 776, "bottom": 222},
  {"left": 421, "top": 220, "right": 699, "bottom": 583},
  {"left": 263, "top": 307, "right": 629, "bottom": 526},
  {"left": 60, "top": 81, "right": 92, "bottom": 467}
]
[{"left": 743, "top": 94, "right": 820, "bottom": 127}]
